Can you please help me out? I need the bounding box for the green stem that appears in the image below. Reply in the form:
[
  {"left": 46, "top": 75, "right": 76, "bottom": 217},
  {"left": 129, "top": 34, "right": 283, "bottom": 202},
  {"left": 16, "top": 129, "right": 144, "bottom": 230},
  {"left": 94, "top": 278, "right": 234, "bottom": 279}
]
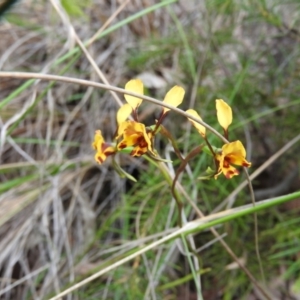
[
  {"left": 184, "top": 191, "right": 300, "bottom": 235},
  {"left": 145, "top": 156, "right": 203, "bottom": 299},
  {"left": 181, "top": 233, "right": 203, "bottom": 300}
]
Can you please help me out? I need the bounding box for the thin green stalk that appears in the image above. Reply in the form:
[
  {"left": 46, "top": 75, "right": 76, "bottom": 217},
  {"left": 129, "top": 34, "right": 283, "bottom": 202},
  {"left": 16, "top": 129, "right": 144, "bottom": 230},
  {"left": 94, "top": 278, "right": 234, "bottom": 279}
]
[
  {"left": 0, "top": 79, "right": 34, "bottom": 110},
  {"left": 167, "top": 6, "right": 197, "bottom": 80},
  {"left": 232, "top": 99, "right": 300, "bottom": 130},
  {"left": 186, "top": 191, "right": 300, "bottom": 235},
  {"left": 228, "top": 60, "right": 251, "bottom": 103},
  {"left": 181, "top": 233, "right": 203, "bottom": 300},
  {"left": 55, "top": 0, "right": 177, "bottom": 65},
  {"left": 146, "top": 156, "right": 203, "bottom": 300}
]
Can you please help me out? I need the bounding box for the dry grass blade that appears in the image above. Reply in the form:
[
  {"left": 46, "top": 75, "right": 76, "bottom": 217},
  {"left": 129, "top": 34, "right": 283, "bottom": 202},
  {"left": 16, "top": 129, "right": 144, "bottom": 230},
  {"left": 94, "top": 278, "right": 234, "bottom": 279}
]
[{"left": 49, "top": 0, "right": 124, "bottom": 107}]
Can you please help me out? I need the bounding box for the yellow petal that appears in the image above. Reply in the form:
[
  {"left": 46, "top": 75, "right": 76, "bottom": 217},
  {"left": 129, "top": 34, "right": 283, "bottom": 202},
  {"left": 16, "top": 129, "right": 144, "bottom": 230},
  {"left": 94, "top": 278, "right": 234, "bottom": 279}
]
[
  {"left": 162, "top": 86, "right": 185, "bottom": 114},
  {"left": 116, "top": 121, "right": 129, "bottom": 140},
  {"left": 214, "top": 153, "right": 224, "bottom": 179},
  {"left": 116, "top": 121, "right": 154, "bottom": 156},
  {"left": 117, "top": 104, "right": 132, "bottom": 126},
  {"left": 92, "top": 130, "right": 104, "bottom": 150},
  {"left": 214, "top": 140, "right": 251, "bottom": 179},
  {"left": 222, "top": 141, "right": 251, "bottom": 167},
  {"left": 222, "top": 140, "right": 245, "bottom": 157},
  {"left": 186, "top": 109, "right": 206, "bottom": 137},
  {"left": 94, "top": 152, "right": 106, "bottom": 164},
  {"left": 216, "top": 99, "right": 232, "bottom": 131},
  {"left": 92, "top": 130, "right": 116, "bottom": 164},
  {"left": 214, "top": 150, "right": 239, "bottom": 179},
  {"left": 124, "top": 79, "right": 144, "bottom": 109},
  {"left": 118, "top": 132, "right": 140, "bottom": 149},
  {"left": 222, "top": 164, "right": 239, "bottom": 179}
]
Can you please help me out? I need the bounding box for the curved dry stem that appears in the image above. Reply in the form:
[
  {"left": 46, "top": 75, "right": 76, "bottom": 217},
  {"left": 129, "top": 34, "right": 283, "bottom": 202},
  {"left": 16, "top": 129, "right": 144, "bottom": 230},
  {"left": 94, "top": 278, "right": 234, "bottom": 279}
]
[{"left": 0, "top": 71, "right": 228, "bottom": 143}]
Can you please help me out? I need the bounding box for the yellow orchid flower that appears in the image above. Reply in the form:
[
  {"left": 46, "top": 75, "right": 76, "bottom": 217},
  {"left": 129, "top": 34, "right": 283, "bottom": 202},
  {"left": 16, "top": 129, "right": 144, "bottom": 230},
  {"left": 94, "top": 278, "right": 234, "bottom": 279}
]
[
  {"left": 92, "top": 130, "right": 116, "bottom": 164},
  {"left": 216, "top": 99, "right": 232, "bottom": 133},
  {"left": 117, "top": 103, "right": 132, "bottom": 126},
  {"left": 124, "top": 79, "right": 144, "bottom": 109},
  {"left": 162, "top": 86, "right": 185, "bottom": 115},
  {"left": 116, "top": 121, "right": 154, "bottom": 157},
  {"left": 214, "top": 140, "right": 251, "bottom": 179},
  {"left": 186, "top": 109, "right": 206, "bottom": 138}
]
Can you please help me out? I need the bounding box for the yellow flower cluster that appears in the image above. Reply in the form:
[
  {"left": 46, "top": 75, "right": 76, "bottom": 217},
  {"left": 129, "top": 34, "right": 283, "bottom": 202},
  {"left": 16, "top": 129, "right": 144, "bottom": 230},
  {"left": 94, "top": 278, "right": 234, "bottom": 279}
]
[
  {"left": 187, "top": 100, "right": 251, "bottom": 179},
  {"left": 92, "top": 79, "right": 184, "bottom": 162},
  {"left": 92, "top": 79, "right": 251, "bottom": 180}
]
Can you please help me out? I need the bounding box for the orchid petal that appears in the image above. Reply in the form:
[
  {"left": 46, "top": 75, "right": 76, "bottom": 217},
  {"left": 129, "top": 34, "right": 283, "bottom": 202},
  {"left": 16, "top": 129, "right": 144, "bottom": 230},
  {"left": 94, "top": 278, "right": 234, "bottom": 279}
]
[
  {"left": 117, "top": 121, "right": 154, "bottom": 156},
  {"left": 214, "top": 140, "right": 251, "bottom": 179},
  {"left": 124, "top": 79, "right": 143, "bottom": 109},
  {"left": 216, "top": 99, "right": 232, "bottom": 131},
  {"left": 186, "top": 109, "right": 206, "bottom": 137},
  {"left": 92, "top": 130, "right": 116, "bottom": 164},
  {"left": 117, "top": 103, "right": 132, "bottom": 125},
  {"left": 162, "top": 86, "right": 185, "bottom": 114}
]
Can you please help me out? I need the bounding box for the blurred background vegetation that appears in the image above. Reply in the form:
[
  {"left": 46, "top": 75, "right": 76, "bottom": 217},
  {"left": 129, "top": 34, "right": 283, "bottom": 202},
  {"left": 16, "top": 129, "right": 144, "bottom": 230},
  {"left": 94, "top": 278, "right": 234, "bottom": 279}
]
[{"left": 0, "top": 0, "right": 300, "bottom": 299}]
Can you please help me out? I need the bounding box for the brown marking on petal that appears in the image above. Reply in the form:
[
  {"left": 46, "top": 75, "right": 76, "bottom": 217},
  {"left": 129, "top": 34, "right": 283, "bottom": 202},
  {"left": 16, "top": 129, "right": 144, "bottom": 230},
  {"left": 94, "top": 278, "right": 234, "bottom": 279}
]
[
  {"left": 225, "top": 169, "right": 239, "bottom": 179},
  {"left": 104, "top": 150, "right": 115, "bottom": 156},
  {"left": 102, "top": 143, "right": 115, "bottom": 153},
  {"left": 96, "top": 156, "right": 104, "bottom": 163},
  {"left": 136, "top": 149, "right": 145, "bottom": 156},
  {"left": 242, "top": 161, "right": 251, "bottom": 167},
  {"left": 130, "top": 149, "right": 138, "bottom": 156},
  {"left": 124, "top": 127, "right": 136, "bottom": 135},
  {"left": 140, "top": 140, "right": 148, "bottom": 148},
  {"left": 223, "top": 159, "right": 230, "bottom": 168},
  {"left": 130, "top": 147, "right": 146, "bottom": 157},
  {"left": 136, "top": 135, "right": 147, "bottom": 145},
  {"left": 225, "top": 173, "right": 231, "bottom": 179},
  {"left": 118, "top": 142, "right": 127, "bottom": 149}
]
